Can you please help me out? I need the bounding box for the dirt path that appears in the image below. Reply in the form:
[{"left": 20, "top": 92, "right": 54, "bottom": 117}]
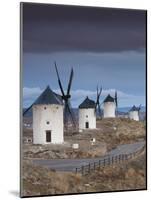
[{"left": 33, "top": 141, "right": 145, "bottom": 172}]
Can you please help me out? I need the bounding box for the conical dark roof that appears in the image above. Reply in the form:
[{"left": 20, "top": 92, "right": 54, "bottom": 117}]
[
  {"left": 103, "top": 94, "right": 114, "bottom": 103},
  {"left": 34, "top": 86, "right": 63, "bottom": 105},
  {"left": 79, "top": 96, "right": 96, "bottom": 109},
  {"left": 129, "top": 105, "right": 139, "bottom": 111}
]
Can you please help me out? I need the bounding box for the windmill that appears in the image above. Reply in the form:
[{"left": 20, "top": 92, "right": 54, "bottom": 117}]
[
  {"left": 103, "top": 91, "right": 117, "bottom": 118},
  {"left": 129, "top": 104, "right": 141, "bottom": 121},
  {"left": 54, "top": 62, "right": 76, "bottom": 129},
  {"left": 23, "top": 86, "right": 64, "bottom": 144},
  {"left": 95, "top": 86, "right": 102, "bottom": 118}
]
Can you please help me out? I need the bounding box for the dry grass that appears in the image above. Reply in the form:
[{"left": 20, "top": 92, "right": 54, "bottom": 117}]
[
  {"left": 21, "top": 160, "right": 83, "bottom": 196},
  {"left": 21, "top": 151, "right": 146, "bottom": 197},
  {"left": 82, "top": 152, "right": 146, "bottom": 192},
  {"left": 23, "top": 118, "right": 145, "bottom": 159}
]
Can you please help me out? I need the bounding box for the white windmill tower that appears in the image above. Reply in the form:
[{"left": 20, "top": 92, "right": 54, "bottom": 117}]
[
  {"left": 23, "top": 86, "right": 64, "bottom": 144},
  {"left": 78, "top": 96, "right": 96, "bottom": 130},
  {"left": 103, "top": 92, "right": 117, "bottom": 118},
  {"left": 129, "top": 105, "right": 141, "bottom": 121}
]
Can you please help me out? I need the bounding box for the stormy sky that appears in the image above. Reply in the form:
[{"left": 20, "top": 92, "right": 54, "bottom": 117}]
[{"left": 22, "top": 3, "right": 146, "bottom": 108}]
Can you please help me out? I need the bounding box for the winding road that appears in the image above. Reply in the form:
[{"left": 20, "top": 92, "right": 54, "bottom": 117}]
[{"left": 33, "top": 141, "right": 145, "bottom": 172}]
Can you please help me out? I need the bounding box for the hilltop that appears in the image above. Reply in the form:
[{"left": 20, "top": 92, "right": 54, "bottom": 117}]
[{"left": 23, "top": 118, "right": 145, "bottom": 159}]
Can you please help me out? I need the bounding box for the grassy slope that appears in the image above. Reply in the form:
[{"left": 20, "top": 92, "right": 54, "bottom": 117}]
[{"left": 21, "top": 152, "right": 146, "bottom": 197}]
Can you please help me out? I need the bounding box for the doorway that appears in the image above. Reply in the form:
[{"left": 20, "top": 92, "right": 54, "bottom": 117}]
[
  {"left": 85, "top": 122, "right": 89, "bottom": 128},
  {"left": 46, "top": 130, "right": 51, "bottom": 142}
]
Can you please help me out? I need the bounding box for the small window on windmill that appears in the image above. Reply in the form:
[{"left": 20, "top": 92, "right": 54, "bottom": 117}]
[
  {"left": 86, "top": 115, "right": 88, "bottom": 118},
  {"left": 46, "top": 121, "right": 50, "bottom": 125},
  {"left": 44, "top": 106, "right": 47, "bottom": 110},
  {"left": 27, "top": 138, "right": 32, "bottom": 143}
]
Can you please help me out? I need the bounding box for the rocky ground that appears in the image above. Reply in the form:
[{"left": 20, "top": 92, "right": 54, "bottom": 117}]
[{"left": 23, "top": 118, "right": 146, "bottom": 159}]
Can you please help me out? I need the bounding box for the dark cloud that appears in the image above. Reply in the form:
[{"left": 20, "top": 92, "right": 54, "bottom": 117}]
[{"left": 22, "top": 3, "right": 146, "bottom": 53}]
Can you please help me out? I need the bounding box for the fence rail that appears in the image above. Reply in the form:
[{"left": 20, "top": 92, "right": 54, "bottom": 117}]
[{"left": 75, "top": 145, "right": 145, "bottom": 175}]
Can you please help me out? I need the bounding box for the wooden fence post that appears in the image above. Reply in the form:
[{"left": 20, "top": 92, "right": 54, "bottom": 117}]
[
  {"left": 116, "top": 155, "right": 118, "bottom": 163},
  {"left": 76, "top": 147, "right": 145, "bottom": 176},
  {"left": 94, "top": 162, "right": 96, "bottom": 170},
  {"left": 108, "top": 157, "right": 110, "bottom": 165},
  {"left": 99, "top": 160, "right": 101, "bottom": 168},
  {"left": 104, "top": 158, "right": 106, "bottom": 166},
  {"left": 115, "top": 156, "right": 117, "bottom": 163},
  {"left": 112, "top": 156, "right": 114, "bottom": 164},
  {"left": 119, "top": 155, "right": 121, "bottom": 163},
  {"left": 88, "top": 163, "right": 91, "bottom": 173},
  {"left": 82, "top": 166, "right": 84, "bottom": 175},
  {"left": 121, "top": 154, "right": 123, "bottom": 162}
]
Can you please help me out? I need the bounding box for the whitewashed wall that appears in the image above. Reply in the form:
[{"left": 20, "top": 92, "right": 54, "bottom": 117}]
[
  {"left": 103, "top": 102, "right": 116, "bottom": 118},
  {"left": 33, "top": 104, "right": 64, "bottom": 144},
  {"left": 129, "top": 111, "right": 139, "bottom": 121},
  {"left": 79, "top": 108, "right": 96, "bottom": 130}
]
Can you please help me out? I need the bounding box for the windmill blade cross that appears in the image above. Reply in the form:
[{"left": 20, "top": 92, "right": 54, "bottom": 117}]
[
  {"left": 96, "top": 86, "right": 102, "bottom": 105},
  {"left": 67, "top": 68, "right": 74, "bottom": 96},
  {"left": 54, "top": 62, "right": 65, "bottom": 97},
  {"left": 96, "top": 86, "right": 100, "bottom": 104},
  {"left": 97, "top": 85, "right": 98, "bottom": 97},
  {"left": 98, "top": 87, "right": 102, "bottom": 98},
  {"left": 96, "top": 86, "right": 102, "bottom": 103},
  {"left": 54, "top": 63, "right": 76, "bottom": 129},
  {"left": 95, "top": 86, "right": 102, "bottom": 118}
]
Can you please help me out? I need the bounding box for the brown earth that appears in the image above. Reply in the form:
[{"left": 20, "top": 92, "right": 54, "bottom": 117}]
[
  {"left": 21, "top": 151, "right": 146, "bottom": 197},
  {"left": 23, "top": 118, "right": 145, "bottom": 159}
]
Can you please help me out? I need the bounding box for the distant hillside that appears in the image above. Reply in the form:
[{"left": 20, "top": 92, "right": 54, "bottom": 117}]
[
  {"left": 23, "top": 106, "right": 146, "bottom": 117},
  {"left": 23, "top": 108, "right": 33, "bottom": 117}
]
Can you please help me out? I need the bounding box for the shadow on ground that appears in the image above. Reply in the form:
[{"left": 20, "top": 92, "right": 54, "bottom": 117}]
[{"left": 9, "top": 190, "right": 19, "bottom": 197}]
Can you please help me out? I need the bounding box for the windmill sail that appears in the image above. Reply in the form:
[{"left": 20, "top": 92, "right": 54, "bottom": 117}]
[
  {"left": 67, "top": 68, "right": 73, "bottom": 96},
  {"left": 138, "top": 104, "right": 141, "bottom": 111},
  {"left": 65, "top": 101, "right": 76, "bottom": 127},
  {"left": 54, "top": 62, "right": 76, "bottom": 129},
  {"left": 115, "top": 91, "right": 118, "bottom": 116},
  {"left": 95, "top": 86, "right": 102, "bottom": 118},
  {"left": 115, "top": 91, "right": 118, "bottom": 108},
  {"left": 54, "top": 62, "right": 65, "bottom": 97}
]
